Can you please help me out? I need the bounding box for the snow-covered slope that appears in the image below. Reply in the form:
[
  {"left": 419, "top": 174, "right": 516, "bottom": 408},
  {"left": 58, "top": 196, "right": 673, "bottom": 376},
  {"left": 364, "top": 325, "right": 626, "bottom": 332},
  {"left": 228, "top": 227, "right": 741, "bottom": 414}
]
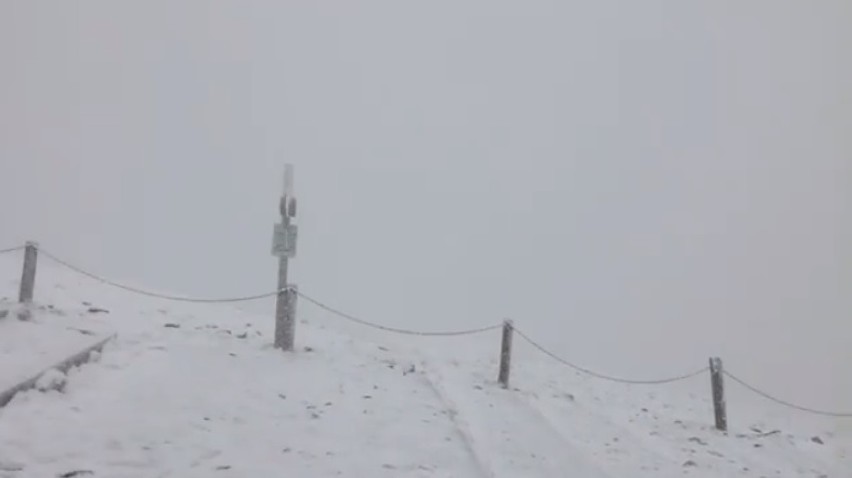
[{"left": 0, "top": 251, "right": 848, "bottom": 477}]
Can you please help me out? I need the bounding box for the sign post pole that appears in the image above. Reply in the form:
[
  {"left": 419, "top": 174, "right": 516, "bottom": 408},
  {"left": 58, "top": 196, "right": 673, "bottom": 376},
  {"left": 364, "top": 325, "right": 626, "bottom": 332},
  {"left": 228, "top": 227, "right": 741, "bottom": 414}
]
[{"left": 273, "top": 164, "right": 298, "bottom": 351}]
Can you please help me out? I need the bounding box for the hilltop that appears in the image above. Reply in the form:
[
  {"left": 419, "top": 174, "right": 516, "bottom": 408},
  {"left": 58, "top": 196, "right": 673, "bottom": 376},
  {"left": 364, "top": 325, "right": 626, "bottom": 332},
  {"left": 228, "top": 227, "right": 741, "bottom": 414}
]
[{"left": 0, "top": 250, "right": 847, "bottom": 477}]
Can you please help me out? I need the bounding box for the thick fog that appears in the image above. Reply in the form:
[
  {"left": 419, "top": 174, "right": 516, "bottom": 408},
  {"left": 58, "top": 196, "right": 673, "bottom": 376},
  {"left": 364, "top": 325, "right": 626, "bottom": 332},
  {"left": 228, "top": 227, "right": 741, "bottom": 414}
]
[{"left": 1, "top": 1, "right": 850, "bottom": 419}]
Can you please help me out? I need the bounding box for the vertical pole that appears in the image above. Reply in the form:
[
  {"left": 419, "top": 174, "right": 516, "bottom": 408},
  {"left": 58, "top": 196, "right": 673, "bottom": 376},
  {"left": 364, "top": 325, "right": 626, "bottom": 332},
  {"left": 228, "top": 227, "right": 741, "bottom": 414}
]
[
  {"left": 274, "top": 165, "right": 296, "bottom": 351},
  {"left": 286, "top": 284, "right": 298, "bottom": 340},
  {"left": 710, "top": 357, "right": 727, "bottom": 432},
  {"left": 498, "top": 319, "right": 514, "bottom": 388},
  {"left": 274, "top": 231, "right": 291, "bottom": 350},
  {"left": 19, "top": 241, "right": 38, "bottom": 304}
]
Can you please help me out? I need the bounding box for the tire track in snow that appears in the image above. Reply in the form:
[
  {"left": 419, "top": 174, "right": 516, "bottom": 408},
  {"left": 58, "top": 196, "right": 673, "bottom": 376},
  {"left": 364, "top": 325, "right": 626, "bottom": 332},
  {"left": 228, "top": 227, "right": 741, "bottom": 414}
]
[
  {"left": 417, "top": 361, "right": 495, "bottom": 478},
  {"left": 419, "top": 358, "right": 613, "bottom": 478}
]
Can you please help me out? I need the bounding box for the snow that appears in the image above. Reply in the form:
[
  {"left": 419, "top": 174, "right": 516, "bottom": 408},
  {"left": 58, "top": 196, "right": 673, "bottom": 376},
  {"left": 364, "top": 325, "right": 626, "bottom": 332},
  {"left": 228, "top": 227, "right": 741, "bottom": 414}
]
[
  {"left": 0, "top": 252, "right": 849, "bottom": 477},
  {"left": 0, "top": 301, "right": 113, "bottom": 394},
  {"left": 33, "top": 368, "right": 66, "bottom": 393}
]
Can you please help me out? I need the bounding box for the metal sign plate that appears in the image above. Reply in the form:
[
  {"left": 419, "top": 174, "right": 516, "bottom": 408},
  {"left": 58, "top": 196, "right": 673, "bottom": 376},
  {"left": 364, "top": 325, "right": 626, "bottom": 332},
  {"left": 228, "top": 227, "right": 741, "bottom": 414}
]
[{"left": 271, "top": 223, "right": 298, "bottom": 258}]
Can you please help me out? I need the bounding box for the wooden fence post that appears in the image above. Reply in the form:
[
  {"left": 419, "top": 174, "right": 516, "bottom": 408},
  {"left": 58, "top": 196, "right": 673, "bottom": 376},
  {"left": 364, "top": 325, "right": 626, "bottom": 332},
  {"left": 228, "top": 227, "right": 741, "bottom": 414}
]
[
  {"left": 498, "top": 319, "right": 514, "bottom": 388},
  {"left": 18, "top": 241, "right": 38, "bottom": 304},
  {"left": 709, "top": 357, "right": 727, "bottom": 432}
]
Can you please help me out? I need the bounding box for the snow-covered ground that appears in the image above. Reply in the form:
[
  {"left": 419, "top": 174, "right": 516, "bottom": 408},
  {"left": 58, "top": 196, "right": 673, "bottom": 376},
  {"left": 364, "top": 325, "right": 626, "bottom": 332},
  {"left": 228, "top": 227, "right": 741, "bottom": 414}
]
[
  {"left": 0, "top": 300, "right": 112, "bottom": 395},
  {"left": 0, "top": 250, "right": 848, "bottom": 477}
]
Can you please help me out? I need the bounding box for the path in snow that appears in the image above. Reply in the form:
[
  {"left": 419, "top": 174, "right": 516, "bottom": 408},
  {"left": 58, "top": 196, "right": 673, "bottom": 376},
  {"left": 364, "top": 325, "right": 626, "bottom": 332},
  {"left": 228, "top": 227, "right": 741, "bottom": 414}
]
[
  {"left": 418, "top": 355, "right": 613, "bottom": 478},
  {"left": 0, "top": 308, "right": 484, "bottom": 478},
  {"left": 418, "top": 342, "right": 844, "bottom": 478}
]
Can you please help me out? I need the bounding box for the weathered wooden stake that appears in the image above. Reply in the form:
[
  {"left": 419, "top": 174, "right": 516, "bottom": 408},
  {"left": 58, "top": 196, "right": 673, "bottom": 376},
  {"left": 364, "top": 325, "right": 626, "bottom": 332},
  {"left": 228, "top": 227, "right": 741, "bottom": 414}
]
[
  {"left": 498, "top": 319, "right": 514, "bottom": 388},
  {"left": 710, "top": 357, "right": 727, "bottom": 432},
  {"left": 18, "top": 241, "right": 38, "bottom": 304}
]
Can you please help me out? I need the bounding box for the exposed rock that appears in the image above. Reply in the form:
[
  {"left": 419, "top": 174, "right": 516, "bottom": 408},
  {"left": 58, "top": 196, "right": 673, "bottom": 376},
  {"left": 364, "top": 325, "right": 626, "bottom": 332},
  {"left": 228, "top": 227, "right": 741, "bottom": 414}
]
[{"left": 58, "top": 470, "right": 94, "bottom": 477}]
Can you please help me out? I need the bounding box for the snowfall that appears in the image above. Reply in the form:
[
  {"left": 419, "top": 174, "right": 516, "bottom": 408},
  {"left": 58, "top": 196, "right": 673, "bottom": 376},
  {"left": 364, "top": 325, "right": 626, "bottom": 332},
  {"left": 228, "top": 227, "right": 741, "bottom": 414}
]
[{"left": 0, "top": 251, "right": 849, "bottom": 478}]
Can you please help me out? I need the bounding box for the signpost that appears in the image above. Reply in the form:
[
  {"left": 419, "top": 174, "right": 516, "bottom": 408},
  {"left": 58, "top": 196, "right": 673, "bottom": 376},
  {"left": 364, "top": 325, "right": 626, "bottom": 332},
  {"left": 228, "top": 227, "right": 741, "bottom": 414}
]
[
  {"left": 271, "top": 223, "right": 298, "bottom": 258},
  {"left": 273, "top": 164, "right": 298, "bottom": 351}
]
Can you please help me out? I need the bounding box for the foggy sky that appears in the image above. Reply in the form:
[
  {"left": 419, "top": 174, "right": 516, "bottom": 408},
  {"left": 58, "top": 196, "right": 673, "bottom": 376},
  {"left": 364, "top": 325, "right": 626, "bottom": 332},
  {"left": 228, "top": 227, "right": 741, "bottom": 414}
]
[{"left": 1, "top": 1, "right": 850, "bottom": 417}]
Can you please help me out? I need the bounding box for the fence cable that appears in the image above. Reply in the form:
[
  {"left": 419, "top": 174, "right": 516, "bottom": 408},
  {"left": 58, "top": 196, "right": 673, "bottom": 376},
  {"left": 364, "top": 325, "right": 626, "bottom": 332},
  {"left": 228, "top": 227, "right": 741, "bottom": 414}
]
[
  {"left": 36, "top": 248, "right": 500, "bottom": 334},
  {"left": 723, "top": 370, "right": 852, "bottom": 418},
  {"left": 28, "top": 244, "right": 852, "bottom": 413},
  {"left": 514, "top": 327, "right": 708, "bottom": 385},
  {"left": 0, "top": 245, "right": 24, "bottom": 255},
  {"left": 296, "top": 291, "right": 502, "bottom": 337},
  {"left": 38, "top": 248, "right": 286, "bottom": 304}
]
